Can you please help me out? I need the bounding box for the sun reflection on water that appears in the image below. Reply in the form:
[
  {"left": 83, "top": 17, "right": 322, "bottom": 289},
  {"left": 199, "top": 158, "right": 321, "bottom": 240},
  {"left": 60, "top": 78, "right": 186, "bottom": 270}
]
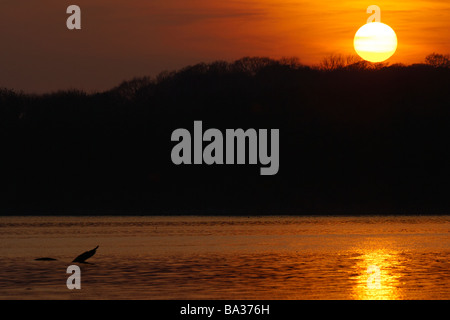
[{"left": 352, "top": 247, "right": 404, "bottom": 300}]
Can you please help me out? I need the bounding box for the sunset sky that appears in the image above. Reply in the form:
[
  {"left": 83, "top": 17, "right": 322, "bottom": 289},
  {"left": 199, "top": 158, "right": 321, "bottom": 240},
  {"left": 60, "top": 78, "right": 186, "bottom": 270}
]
[{"left": 1, "top": 0, "right": 449, "bottom": 93}]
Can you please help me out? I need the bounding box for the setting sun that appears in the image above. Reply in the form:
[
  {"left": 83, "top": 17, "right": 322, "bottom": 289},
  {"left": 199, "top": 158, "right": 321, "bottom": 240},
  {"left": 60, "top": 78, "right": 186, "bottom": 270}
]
[{"left": 354, "top": 22, "right": 398, "bottom": 63}]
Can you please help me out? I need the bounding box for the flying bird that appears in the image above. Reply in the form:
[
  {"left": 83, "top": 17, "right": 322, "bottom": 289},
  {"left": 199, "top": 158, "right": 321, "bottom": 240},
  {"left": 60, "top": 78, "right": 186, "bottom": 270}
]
[{"left": 72, "top": 245, "right": 99, "bottom": 263}]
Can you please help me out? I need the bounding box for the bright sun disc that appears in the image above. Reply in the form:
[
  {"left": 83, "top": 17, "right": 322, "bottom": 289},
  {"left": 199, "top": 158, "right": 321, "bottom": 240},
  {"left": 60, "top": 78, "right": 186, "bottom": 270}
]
[{"left": 354, "top": 22, "right": 397, "bottom": 63}]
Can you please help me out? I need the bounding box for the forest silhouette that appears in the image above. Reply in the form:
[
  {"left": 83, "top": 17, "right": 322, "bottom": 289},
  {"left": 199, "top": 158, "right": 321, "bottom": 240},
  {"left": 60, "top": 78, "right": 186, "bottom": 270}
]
[{"left": 1, "top": 54, "right": 450, "bottom": 215}]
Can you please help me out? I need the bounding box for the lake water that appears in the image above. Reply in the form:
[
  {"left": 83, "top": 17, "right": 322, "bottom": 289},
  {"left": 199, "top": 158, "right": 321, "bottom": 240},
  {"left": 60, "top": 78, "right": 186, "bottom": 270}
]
[{"left": 0, "top": 215, "right": 448, "bottom": 300}]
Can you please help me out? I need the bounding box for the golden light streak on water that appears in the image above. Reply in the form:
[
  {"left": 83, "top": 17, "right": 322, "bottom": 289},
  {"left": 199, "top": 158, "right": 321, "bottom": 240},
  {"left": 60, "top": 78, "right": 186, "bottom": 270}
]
[{"left": 351, "top": 247, "right": 404, "bottom": 300}]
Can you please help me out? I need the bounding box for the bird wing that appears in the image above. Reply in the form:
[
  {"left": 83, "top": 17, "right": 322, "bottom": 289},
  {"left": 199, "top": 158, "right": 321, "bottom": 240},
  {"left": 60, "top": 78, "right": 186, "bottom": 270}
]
[{"left": 72, "top": 246, "right": 99, "bottom": 263}]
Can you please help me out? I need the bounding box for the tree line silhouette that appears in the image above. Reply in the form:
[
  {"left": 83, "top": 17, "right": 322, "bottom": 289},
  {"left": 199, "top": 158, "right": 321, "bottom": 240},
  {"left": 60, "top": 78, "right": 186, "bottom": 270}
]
[{"left": 1, "top": 54, "right": 450, "bottom": 215}]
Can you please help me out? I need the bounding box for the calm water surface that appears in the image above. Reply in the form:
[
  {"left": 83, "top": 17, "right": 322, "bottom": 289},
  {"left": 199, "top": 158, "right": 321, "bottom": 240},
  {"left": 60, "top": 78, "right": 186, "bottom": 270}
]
[{"left": 0, "top": 215, "right": 448, "bottom": 299}]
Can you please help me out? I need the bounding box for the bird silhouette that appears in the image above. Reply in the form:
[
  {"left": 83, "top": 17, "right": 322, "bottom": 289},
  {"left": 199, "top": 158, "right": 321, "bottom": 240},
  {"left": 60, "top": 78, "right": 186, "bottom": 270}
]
[
  {"left": 34, "top": 245, "right": 100, "bottom": 263},
  {"left": 72, "top": 245, "right": 99, "bottom": 263}
]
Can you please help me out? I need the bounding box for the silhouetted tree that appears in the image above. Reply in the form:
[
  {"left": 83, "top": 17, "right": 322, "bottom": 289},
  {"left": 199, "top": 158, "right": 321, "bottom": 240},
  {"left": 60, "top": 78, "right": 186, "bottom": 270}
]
[
  {"left": 318, "top": 54, "right": 362, "bottom": 70},
  {"left": 425, "top": 53, "right": 450, "bottom": 68},
  {"left": 230, "top": 57, "right": 278, "bottom": 75},
  {"left": 111, "top": 77, "right": 153, "bottom": 101},
  {"left": 278, "top": 57, "right": 304, "bottom": 68}
]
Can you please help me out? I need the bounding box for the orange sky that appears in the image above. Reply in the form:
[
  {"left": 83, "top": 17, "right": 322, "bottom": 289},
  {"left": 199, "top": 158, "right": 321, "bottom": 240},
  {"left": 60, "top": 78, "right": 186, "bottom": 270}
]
[{"left": 0, "top": 0, "right": 449, "bottom": 93}]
